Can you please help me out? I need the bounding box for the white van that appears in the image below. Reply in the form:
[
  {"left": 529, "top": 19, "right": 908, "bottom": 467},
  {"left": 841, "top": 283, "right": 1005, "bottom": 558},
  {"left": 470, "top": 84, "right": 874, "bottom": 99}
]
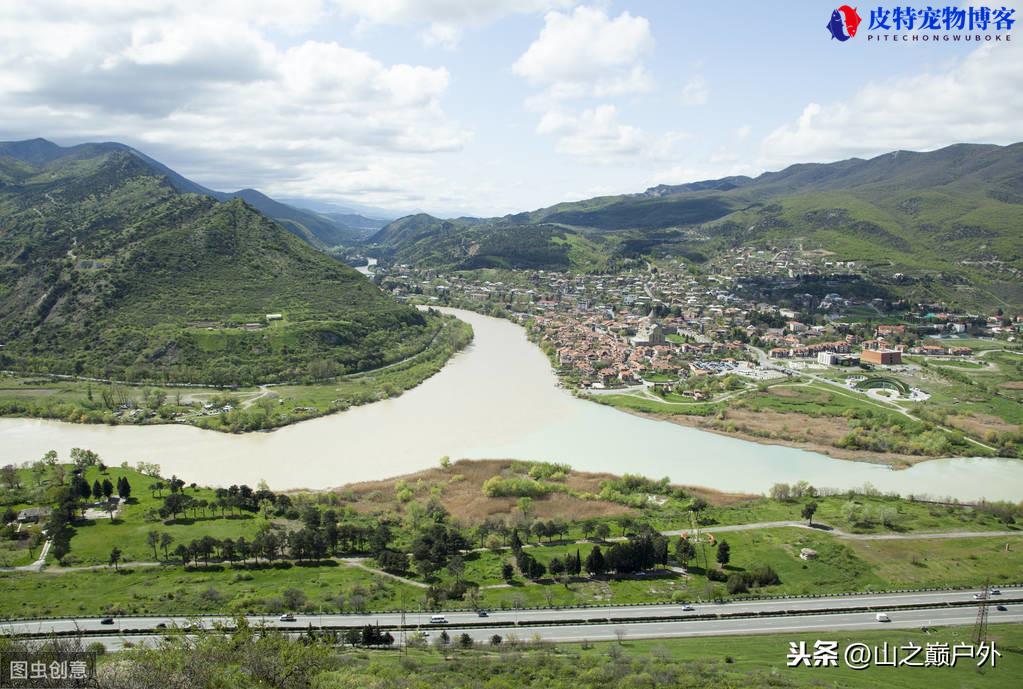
[
  {"left": 875, "top": 613, "right": 890, "bottom": 622},
  {"left": 429, "top": 615, "right": 448, "bottom": 624}
]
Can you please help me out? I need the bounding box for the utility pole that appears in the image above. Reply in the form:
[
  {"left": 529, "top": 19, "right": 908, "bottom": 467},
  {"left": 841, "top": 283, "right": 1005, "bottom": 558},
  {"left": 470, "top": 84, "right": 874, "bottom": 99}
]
[
  {"left": 972, "top": 580, "right": 990, "bottom": 647},
  {"left": 689, "top": 510, "right": 708, "bottom": 572},
  {"left": 400, "top": 591, "right": 407, "bottom": 656}
]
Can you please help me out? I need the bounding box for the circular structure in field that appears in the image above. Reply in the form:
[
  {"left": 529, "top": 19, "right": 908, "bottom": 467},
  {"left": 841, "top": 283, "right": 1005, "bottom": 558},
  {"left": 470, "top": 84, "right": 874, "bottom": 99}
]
[{"left": 854, "top": 376, "right": 910, "bottom": 395}]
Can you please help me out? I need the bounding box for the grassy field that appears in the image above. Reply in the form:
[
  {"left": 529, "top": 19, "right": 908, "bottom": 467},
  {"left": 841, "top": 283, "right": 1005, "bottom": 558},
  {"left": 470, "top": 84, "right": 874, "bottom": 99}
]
[
  {"left": 392, "top": 528, "right": 1023, "bottom": 611},
  {"left": 51, "top": 465, "right": 271, "bottom": 566},
  {"left": 0, "top": 561, "right": 422, "bottom": 619},
  {"left": 4, "top": 459, "right": 1021, "bottom": 618},
  {"left": 695, "top": 493, "right": 1022, "bottom": 535},
  {"left": 4, "top": 524, "right": 1019, "bottom": 618}
]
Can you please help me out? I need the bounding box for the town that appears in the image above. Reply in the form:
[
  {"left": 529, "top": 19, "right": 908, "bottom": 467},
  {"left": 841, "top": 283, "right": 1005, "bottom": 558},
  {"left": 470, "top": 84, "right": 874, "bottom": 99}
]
[{"left": 371, "top": 247, "right": 1020, "bottom": 396}]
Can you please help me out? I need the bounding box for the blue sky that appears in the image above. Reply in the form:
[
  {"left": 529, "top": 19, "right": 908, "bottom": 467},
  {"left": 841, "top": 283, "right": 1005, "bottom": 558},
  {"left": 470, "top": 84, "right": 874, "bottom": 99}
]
[{"left": 0, "top": 1, "right": 1019, "bottom": 216}]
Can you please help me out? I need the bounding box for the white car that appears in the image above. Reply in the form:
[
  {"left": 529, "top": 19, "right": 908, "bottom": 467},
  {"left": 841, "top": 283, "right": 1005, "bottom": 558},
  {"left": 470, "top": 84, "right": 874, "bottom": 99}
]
[
  {"left": 875, "top": 613, "right": 890, "bottom": 622},
  {"left": 681, "top": 605, "right": 695, "bottom": 612},
  {"left": 279, "top": 613, "right": 296, "bottom": 622}
]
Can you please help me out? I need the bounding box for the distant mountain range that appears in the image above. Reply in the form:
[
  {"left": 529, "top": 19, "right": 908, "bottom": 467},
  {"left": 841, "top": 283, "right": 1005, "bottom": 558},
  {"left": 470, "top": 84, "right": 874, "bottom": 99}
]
[
  {"left": 370, "top": 143, "right": 1023, "bottom": 309},
  {"left": 0, "top": 139, "right": 387, "bottom": 247},
  {"left": 0, "top": 138, "right": 434, "bottom": 384}
]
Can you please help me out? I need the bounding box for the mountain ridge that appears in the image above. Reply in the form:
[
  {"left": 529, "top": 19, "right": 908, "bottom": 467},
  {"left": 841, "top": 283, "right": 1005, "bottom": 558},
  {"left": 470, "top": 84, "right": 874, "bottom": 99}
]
[
  {"left": 0, "top": 142, "right": 437, "bottom": 385},
  {"left": 0, "top": 138, "right": 385, "bottom": 247},
  {"left": 368, "top": 142, "right": 1023, "bottom": 308}
]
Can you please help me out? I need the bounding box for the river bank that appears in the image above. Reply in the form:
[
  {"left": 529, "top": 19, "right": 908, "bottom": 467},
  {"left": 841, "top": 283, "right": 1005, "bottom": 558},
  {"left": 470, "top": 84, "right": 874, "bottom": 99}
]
[
  {"left": 414, "top": 300, "right": 1005, "bottom": 469},
  {"left": 0, "top": 315, "right": 472, "bottom": 434},
  {"left": 618, "top": 407, "right": 933, "bottom": 469},
  {"left": 1, "top": 308, "right": 1021, "bottom": 500}
]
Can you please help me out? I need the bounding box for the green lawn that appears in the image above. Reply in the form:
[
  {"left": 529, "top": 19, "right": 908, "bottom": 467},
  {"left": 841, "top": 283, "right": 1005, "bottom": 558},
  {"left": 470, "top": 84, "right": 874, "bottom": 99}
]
[
  {"left": 0, "top": 562, "right": 422, "bottom": 619},
  {"left": 54, "top": 465, "right": 273, "bottom": 566},
  {"left": 389, "top": 528, "right": 1023, "bottom": 612}
]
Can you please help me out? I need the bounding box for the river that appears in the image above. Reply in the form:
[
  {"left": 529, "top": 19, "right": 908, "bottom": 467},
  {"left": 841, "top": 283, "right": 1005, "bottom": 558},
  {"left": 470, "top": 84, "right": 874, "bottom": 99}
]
[{"left": 1, "top": 308, "right": 1021, "bottom": 499}]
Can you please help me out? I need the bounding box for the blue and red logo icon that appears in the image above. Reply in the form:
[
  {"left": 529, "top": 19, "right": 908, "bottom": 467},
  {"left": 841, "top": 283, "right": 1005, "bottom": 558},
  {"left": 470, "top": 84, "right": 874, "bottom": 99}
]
[{"left": 827, "top": 5, "right": 863, "bottom": 40}]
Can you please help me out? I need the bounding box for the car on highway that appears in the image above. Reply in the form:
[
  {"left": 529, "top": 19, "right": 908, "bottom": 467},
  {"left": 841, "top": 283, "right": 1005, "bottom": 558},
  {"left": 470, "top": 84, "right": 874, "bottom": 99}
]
[
  {"left": 991, "top": 589, "right": 1001, "bottom": 595},
  {"left": 429, "top": 615, "right": 448, "bottom": 624},
  {"left": 973, "top": 592, "right": 988, "bottom": 600},
  {"left": 155, "top": 623, "right": 167, "bottom": 629},
  {"left": 996, "top": 605, "right": 1007, "bottom": 612},
  {"left": 681, "top": 605, "right": 695, "bottom": 612},
  {"left": 875, "top": 613, "right": 890, "bottom": 622},
  {"left": 279, "top": 613, "right": 296, "bottom": 622},
  {"left": 477, "top": 610, "right": 489, "bottom": 617},
  {"left": 100, "top": 617, "right": 114, "bottom": 625}
]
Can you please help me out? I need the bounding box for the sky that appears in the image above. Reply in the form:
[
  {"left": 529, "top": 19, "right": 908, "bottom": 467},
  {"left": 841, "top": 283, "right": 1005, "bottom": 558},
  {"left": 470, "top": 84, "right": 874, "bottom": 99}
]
[{"left": 1, "top": 1, "right": 1021, "bottom": 216}]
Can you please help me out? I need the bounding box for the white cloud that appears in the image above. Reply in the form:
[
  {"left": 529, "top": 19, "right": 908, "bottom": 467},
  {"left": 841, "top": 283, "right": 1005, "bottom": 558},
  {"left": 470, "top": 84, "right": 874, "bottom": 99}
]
[
  {"left": 0, "top": 1, "right": 473, "bottom": 210},
  {"left": 513, "top": 6, "right": 655, "bottom": 101},
  {"left": 536, "top": 105, "right": 648, "bottom": 160},
  {"left": 420, "top": 23, "right": 462, "bottom": 50},
  {"left": 334, "top": 0, "right": 573, "bottom": 47},
  {"left": 760, "top": 44, "right": 1023, "bottom": 167},
  {"left": 736, "top": 124, "right": 752, "bottom": 140},
  {"left": 680, "top": 75, "right": 709, "bottom": 106}
]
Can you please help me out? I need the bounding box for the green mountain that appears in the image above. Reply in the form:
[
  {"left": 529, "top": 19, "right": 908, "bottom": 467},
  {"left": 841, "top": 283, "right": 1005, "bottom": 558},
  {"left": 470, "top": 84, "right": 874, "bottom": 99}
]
[
  {"left": 0, "top": 142, "right": 436, "bottom": 385},
  {"left": 0, "top": 139, "right": 375, "bottom": 248},
  {"left": 371, "top": 143, "right": 1023, "bottom": 309}
]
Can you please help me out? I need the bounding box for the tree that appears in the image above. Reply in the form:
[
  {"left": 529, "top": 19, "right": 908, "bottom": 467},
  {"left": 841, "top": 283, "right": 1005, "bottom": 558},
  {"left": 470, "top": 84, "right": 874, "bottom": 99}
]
[
  {"left": 1, "top": 464, "right": 18, "bottom": 489},
  {"left": 585, "top": 546, "right": 606, "bottom": 576},
  {"left": 801, "top": 501, "right": 818, "bottom": 526},
  {"left": 527, "top": 558, "right": 546, "bottom": 580},
  {"left": 109, "top": 546, "right": 122, "bottom": 571},
  {"left": 447, "top": 554, "right": 466, "bottom": 581},
  {"left": 549, "top": 556, "right": 565, "bottom": 578},
  {"left": 101, "top": 478, "right": 114, "bottom": 499},
  {"left": 594, "top": 523, "right": 611, "bottom": 541},
  {"left": 675, "top": 537, "right": 696, "bottom": 569},
  {"left": 74, "top": 476, "right": 92, "bottom": 502},
  {"left": 458, "top": 633, "right": 473, "bottom": 649},
  {"left": 92, "top": 480, "right": 103, "bottom": 500},
  {"left": 716, "top": 540, "right": 731, "bottom": 568},
  {"left": 501, "top": 562, "right": 514, "bottom": 581},
  {"left": 118, "top": 477, "right": 132, "bottom": 500},
  {"left": 70, "top": 448, "right": 100, "bottom": 468},
  {"left": 221, "top": 538, "right": 237, "bottom": 564},
  {"left": 146, "top": 531, "right": 160, "bottom": 559},
  {"left": 173, "top": 544, "right": 189, "bottom": 566},
  {"left": 568, "top": 549, "right": 582, "bottom": 576},
  {"left": 160, "top": 533, "right": 174, "bottom": 560},
  {"left": 51, "top": 538, "right": 70, "bottom": 564},
  {"left": 377, "top": 550, "right": 409, "bottom": 572}
]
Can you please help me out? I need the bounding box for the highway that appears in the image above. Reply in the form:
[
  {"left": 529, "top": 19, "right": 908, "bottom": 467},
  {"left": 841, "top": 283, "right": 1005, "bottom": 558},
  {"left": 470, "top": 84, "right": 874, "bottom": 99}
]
[
  {"left": 25, "top": 606, "right": 1023, "bottom": 651},
  {"left": 2, "top": 588, "right": 1017, "bottom": 640}
]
